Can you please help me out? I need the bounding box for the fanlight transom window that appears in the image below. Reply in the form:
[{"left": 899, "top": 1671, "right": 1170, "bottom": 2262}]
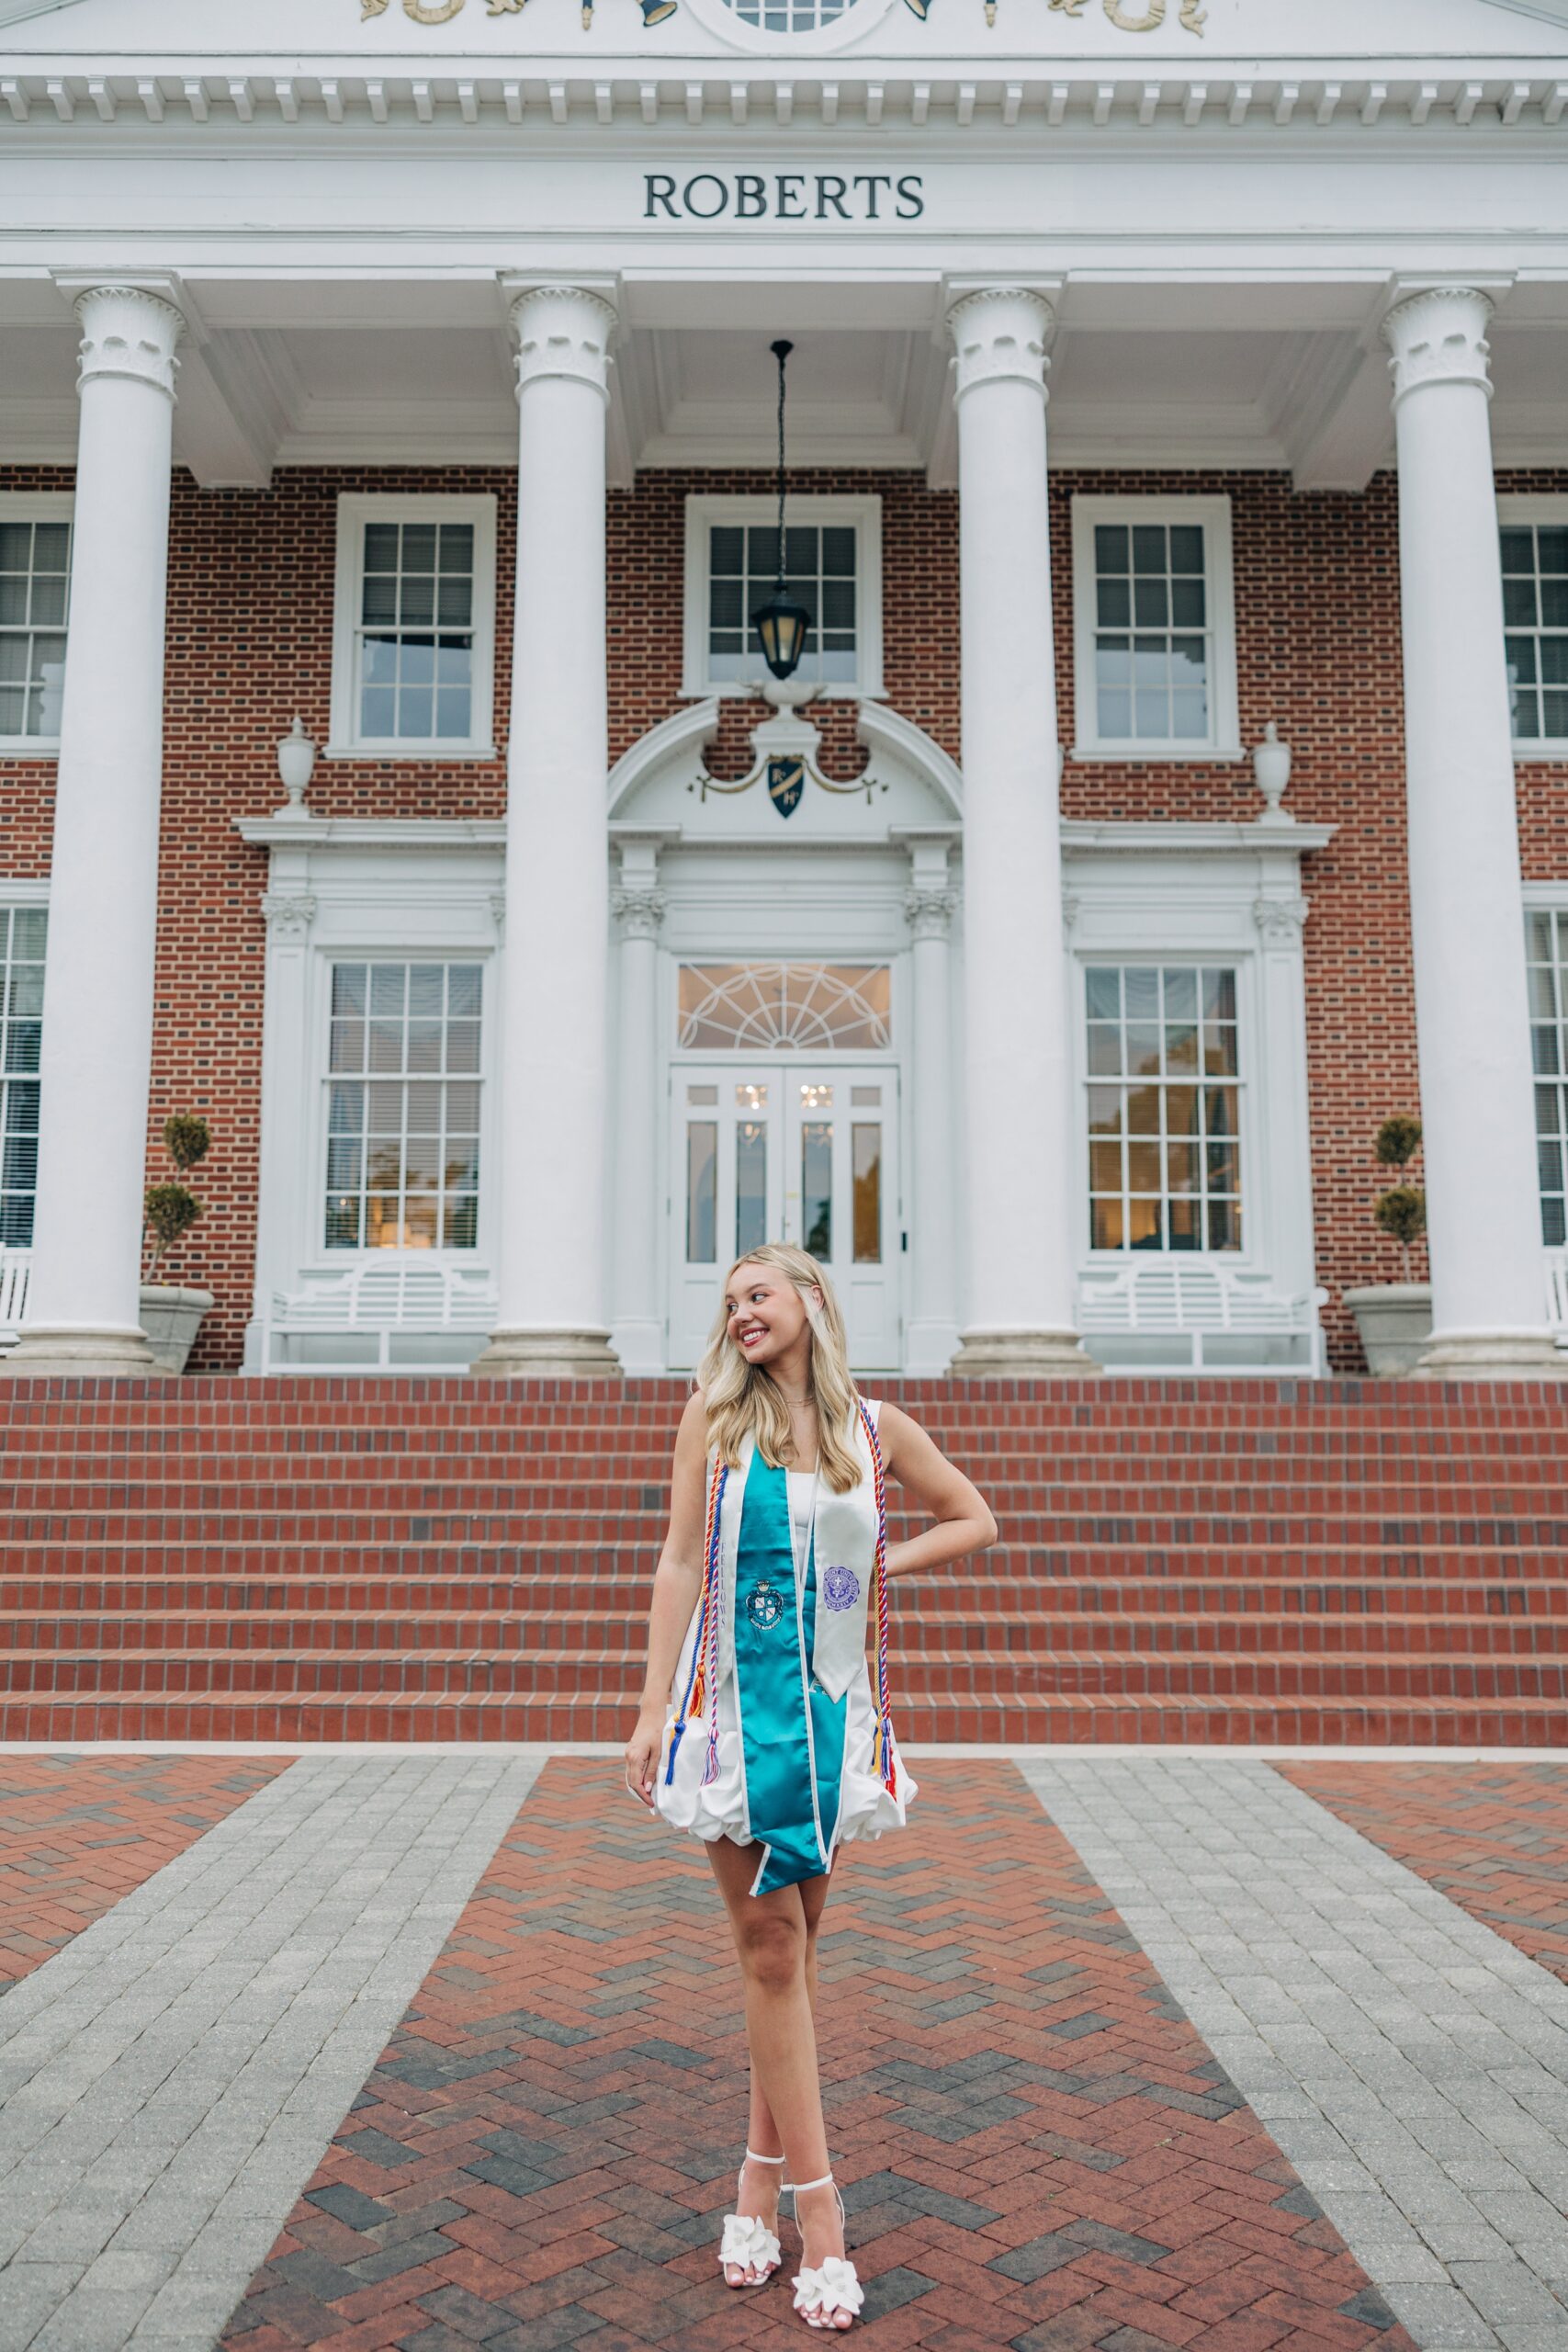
[
  {"left": 721, "top": 0, "right": 852, "bottom": 31},
  {"left": 679, "top": 963, "right": 891, "bottom": 1052}
]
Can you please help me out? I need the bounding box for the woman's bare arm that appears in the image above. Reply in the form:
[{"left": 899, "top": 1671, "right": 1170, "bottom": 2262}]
[
  {"left": 876, "top": 1402, "right": 998, "bottom": 1578},
  {"left": 625, "top": 1389, "right": 711, "bottom": 1804}
]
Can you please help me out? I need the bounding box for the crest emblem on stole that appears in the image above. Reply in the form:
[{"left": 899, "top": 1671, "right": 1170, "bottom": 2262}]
[{"left": 746, "top": 1577, "right": 787, "bottom": 1631}]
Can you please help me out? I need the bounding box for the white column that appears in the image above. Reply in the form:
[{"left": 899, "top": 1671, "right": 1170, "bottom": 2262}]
[
  {"left": 946, "top": 286, "right": 1098, "bottom": 1375},
  {"left": 903, "top": 842, "right": 960, "bottom": 1374},
  {"left": 609, "top": 840, "right": 667, "bottom": 1374},
  {"left": 473, "top": 282, "right": 622, "bottom": 1378},
  {"left": 8, "top": 284, "right": 184, "bottom": 1376},
  {"left": 1384, "top": 286, "right": 1562, "bottom": 1377}
]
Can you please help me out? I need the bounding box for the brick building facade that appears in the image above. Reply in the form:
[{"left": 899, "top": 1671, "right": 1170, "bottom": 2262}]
[{"left": 3, "top": 0, "right": 1568, "bottom": 1387}]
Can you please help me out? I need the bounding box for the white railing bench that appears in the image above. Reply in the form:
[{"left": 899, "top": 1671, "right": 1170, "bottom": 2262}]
[
  {"left": 263, "top": 1258, "right": 498, "bottom": 1372},
  {"left": 1077, "top": 1259, "right": 1328, "bottom": 1375},
  {"left": 0, "top": 1247, "right": 32, "bottom": 1350}
]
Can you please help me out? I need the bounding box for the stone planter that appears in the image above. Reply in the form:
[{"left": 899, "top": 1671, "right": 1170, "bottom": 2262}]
[
  {"left": 1344, "top": 1283, "right": 1433, "bottom": 1377},
  {"left": 138, "top": 1283, "right": 214, "bottom": 1375}
]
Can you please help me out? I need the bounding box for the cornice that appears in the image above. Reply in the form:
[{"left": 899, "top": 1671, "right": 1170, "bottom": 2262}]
[
  {"left": 1061, "top": 819, "right": 1337, "bottom": 856},
  {"left": 2, "top": 62, "right": 1565, "bottom": 131},
  {"left": 234, "top": 814, "right": 506, "bottom": 850}
]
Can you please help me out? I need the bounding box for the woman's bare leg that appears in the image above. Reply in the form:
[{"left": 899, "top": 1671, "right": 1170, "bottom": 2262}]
[{"left": 708, "top": 1841, "right": 851, "bottom": 2324}]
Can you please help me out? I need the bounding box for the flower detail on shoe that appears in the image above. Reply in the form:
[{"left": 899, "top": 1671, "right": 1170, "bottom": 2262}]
[
  {"left": 793, "top": 2252, "right": 864, "bottom": 2323},
  {"left": 720, "top": 2210, "right": 781, "bottom": 2284}
]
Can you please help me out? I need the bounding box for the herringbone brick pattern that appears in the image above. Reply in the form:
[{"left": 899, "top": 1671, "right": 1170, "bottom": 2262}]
[
  {"left": 0, "top": 1751, "right": 288, "bottom": 1989},
  {"left": 219, "top": 1758, "right": 1418, "bottom": 2351},
  {"left": 1281, "top": 1759, "right": 1568, "bottom": 1987}
]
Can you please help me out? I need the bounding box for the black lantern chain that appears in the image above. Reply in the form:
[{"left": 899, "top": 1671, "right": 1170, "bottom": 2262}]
[{"left": 752, "top": 338, "right": 812, "bottom": 684}]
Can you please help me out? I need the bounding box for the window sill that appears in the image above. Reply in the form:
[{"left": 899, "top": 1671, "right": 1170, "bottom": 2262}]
[
  {"left": 1069, "top": 743, "right": 1247, "bottom": 765},
  {"left": 0, "top": 741, "right": 60, "bottom": 761},
  {"left": 322, "top": 742, "right": 501, "bottom": 763},
  {"left": 1513, "top": 744, "right": 1568, "bottom": 763}
]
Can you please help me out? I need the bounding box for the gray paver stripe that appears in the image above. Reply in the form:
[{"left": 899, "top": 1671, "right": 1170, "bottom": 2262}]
[
  {"left": 0, "top": 1752, "right": 543, "bottom": 2352},
  {"left": 1023, "top": 1758, "right": 1568, "bottom": 2352}
]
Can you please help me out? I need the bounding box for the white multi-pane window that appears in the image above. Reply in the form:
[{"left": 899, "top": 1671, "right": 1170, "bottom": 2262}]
[
  {"left": 323, "top": 962, "right": 481, "bottom": 1251},
  {"left": 1085, "top": 965, "right": 1244, "bottom": 1253},
  {"left": 1501, "top": 505, "right": 1568, "bottom": 750},
  {"left": 0, "top": 499, "right": 73, "bottom": 749},
  {"left": 328, "top": 495, "right": 497, "bottom": 757},
  {"left": 1071, "top": 496, "right": 1240, "bottom": 759},
  {"left": 682, "top": 494, "right": 884, "bottom": 696},
  {"left": 1528, "top": 909, "right": 1568, "bottom": 1248},
  {"left": 0, "top": 905, "right": 46, "bottom": 1247}
]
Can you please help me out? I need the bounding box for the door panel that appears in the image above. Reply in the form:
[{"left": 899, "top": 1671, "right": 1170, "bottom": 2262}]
[{"left": 670, "top": 1062, "right": 899, "bottom": 1371}]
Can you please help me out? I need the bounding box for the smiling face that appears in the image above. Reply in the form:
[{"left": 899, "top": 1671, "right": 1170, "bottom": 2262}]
[{"left": 725, "top": 1261, "right": 820, "bottom": 1371}]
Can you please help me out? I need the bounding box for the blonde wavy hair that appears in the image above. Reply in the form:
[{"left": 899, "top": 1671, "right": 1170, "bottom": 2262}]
[{"left": 696, "top": 1241, "right": 863, "bottom": 1492}]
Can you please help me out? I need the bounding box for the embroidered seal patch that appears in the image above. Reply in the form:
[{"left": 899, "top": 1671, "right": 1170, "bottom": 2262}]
[
  {"left": 822, "top": 1566, "right": 861, "bottom": 1612},
  {"left": 746, "top": 1578, "right": 785, "bottom": 1631}
]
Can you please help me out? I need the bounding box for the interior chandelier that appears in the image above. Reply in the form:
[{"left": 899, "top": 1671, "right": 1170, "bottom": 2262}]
[{"left": 751, "top": 339, "right": 813, "bottom": 684}]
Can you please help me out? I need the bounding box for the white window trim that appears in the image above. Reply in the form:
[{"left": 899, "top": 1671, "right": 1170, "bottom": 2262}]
[
  {"left": 326, "top": 492, "right": 499, "bottom": 761},
  {"left": 1500, "top": 495, "right": 1568, "bottom": 762},
  {"left": 1070, "top": 492, "right": 1242, "bottom": 763},
  {"left": 680, "top": 492, "right": 884, "bottom": 702},
  {"left": 0, "top": 492, "right": 74, "bottom": 762}
]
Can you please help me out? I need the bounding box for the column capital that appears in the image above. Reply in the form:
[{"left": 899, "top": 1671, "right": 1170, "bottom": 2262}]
[
  {"left": 905, "top": 886, "right": 958, "bottom": 943},
  {"left": 70, "top": 282, "right": 186, "bottom": 402},
  {"left": 260, "top": 889, "right": 317, "bottom": 942},
  {"left": 1383, "top": 286, "right": 1495, "bottom": 407},
  {"left": 946, "top": 285, "right": 1055, "bottom": 402},
  {"left": 1252, "top": 894, "right": 1309, "bottom": 945},
  {"left": 505, "top": 280, "right": 618, "bottom": 404},
  {"left": 611, "top": 885, "right": 667, "bottom": 941}
]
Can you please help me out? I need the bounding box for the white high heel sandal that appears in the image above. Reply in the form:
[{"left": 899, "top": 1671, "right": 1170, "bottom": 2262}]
[
  {"left": 718, "top": 2148, "right": 786, "bottom": 2288},
  {"left": 790, "top": 2174, "right": 864, "bottom": 2330}
]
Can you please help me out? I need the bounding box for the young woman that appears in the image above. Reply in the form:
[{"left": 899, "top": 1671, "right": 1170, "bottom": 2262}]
[{"left": 624, "top": 1242, "right": 997, "bottom": 2333}]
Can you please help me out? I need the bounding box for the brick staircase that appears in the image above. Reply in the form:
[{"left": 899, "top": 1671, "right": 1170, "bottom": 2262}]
[{"left": 2, "top": 1375, "right": 1565, "bottom": 1746}]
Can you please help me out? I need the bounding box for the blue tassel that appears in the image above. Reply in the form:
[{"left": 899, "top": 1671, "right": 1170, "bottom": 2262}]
[{"left": 663, "top": 1722, "right": 686, "bottom": 1785}]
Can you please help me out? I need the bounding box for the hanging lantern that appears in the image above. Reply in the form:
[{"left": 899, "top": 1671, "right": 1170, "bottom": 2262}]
[{"left": 752, "top": 338, "right": 812, "bottom": 684}]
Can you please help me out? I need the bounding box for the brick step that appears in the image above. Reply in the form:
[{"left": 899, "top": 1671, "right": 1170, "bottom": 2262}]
[
  {"left": 6, "top": 1647, "right": 1565, "bottom": 1702},
  {"left": 0, "top": 1543, "right": 1561, "bottom": 1580},
  {"left": 6, "top": 1577, "right": 1563, "bottom": 1618},
  {"left": 8, "top": 1610, "right": 1565, "bottom": 1659},
  {"left": 8, "top": 1508, "right": 1564, "bottom": 1548},
  {"left": 2, "top": 1690, "right": 1563, "bottom": 1749}
]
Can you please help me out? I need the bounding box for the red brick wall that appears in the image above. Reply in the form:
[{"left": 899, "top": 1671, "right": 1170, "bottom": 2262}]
[{"left": 3, "top": 459, "right": 1564, "bottom": 1373}]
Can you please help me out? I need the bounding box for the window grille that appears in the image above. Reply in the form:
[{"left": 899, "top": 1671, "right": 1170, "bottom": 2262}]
[
  {"left": 679, "top": 962, "right": 891, "bottom": 1051},
  {"left": 1528, "top": 910, "right": 1568, "bottom": 1247},
  {"left": 0, "top": 906, "right": 45, "bottom": 1247},
  {"left": 1086, "top": 964, "right": 1243, "bottom": 1253},
  {"left": 0, "top": 518, "right": 71, "bottom": 741},
  {"left": 722, "top": 0, "right": 851, "bottom": 27},
  {"left": 1090, "top": 520, "right": 1211, "bottom": 744},
  {"left": 324, "top": 962, "right": 481, "bottom": 1251},
  {"left": 707, "top": 523, "right": 857, "bottom": 687},
  {"left": 1503, "top": 523, "right": 1568, "bottom": 743},
  {"left": 357, "top": 519, "right": 475, "bottom": 744}
]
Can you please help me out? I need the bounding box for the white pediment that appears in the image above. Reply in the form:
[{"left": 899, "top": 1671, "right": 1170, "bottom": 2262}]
[{"left": 608, "top": 695, "right": 960, "bottom": 843}]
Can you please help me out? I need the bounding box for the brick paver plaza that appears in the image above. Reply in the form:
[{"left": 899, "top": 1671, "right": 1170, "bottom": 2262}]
[{"left": 1, "top": 1753, "right": 1566, "bottom": 2352}]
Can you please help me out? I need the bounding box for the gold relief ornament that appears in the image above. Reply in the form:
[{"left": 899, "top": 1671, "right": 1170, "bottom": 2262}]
[{"left": 1049, "top": 0, "right": 1207, "bottom": 31}]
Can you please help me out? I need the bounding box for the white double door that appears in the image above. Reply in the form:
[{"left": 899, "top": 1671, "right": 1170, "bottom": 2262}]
[{"left": 669, "top": 1060, "right": 900, "bottom": 1371}]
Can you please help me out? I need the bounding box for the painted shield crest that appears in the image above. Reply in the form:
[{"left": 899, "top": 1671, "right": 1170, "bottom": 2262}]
[{"left": 767, "top": 756, "right": 806, "bottom": 820}]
